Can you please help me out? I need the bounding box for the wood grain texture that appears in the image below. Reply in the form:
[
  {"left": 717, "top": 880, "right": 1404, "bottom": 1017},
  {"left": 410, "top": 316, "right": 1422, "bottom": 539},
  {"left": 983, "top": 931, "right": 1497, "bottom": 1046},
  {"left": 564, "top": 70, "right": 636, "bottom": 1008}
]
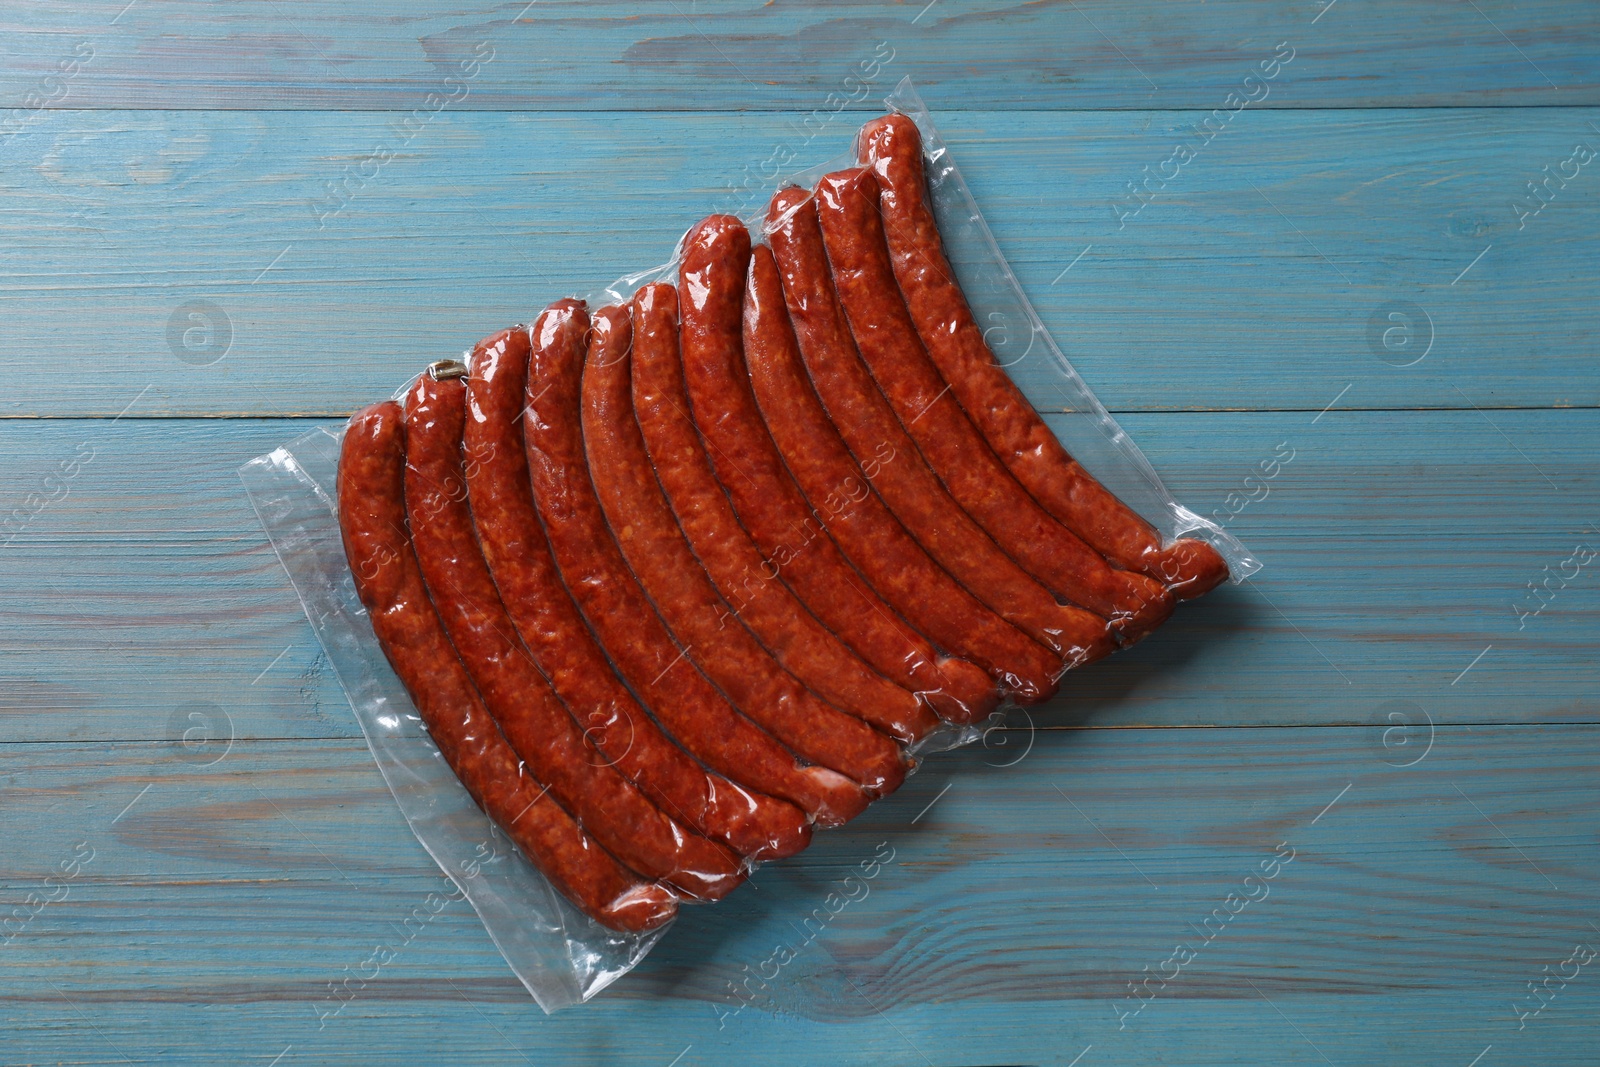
[
  {"left": 2, "top": 109, "right": 1596, "bottom": 417},
  {"left": 0, "top": 728, "right": 1594, "bottom": 1065},
  {"left": 4, "top": 3, "right": 1597, "bottom": 1062},
  {"left": 1, "top": 411, "right": 1594, "bottom": 746},
  {"left": 2, "top": 0, "right": 1595, "bottom": 110}
]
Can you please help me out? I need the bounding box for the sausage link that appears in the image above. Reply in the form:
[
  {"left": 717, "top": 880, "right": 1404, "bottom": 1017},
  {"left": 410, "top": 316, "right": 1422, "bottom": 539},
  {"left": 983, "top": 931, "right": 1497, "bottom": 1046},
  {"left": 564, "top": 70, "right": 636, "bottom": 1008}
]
[
  {"left": 678, "top": 215, "right": 1056, "bottom": 707},
  {"left": 404, "top": 371, "right": 744, "bottom": 900},
  {"left": 738, "top": 237, "right": 1069, "bottom": 700},
  {"left": 338, "top": 401, "right": 676, "bottom": 933},
  {"left": 857, "top": 114, "right": 1229, "bottom": 600},
  {"left": 629, "top": 283, "right": 941, "bottom": 744},
  {"left": 463, "top": 326, "right": 808, "bottom": 861},
  {"left": 773, "top": 187, "right": 1174, "bottom": 643},
  {"left": 673, "top": 220, "right": 999, "bottom": 721},
  {"left": 760, "top": 199, "right": 1126, "bottom": 664},
  {"left": 523, "top": 299, "right": 863, "bottom": 828},
  {"left": 583, "top": 304, "right": 902, "bottom": 797},
  {"left": 812, "top": 167, "right": 1183, "bottom": 635}
]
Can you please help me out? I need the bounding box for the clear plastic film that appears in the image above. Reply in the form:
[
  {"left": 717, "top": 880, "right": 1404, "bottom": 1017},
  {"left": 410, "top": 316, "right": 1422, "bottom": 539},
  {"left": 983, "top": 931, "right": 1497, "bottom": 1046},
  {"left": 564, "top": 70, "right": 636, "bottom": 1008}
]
[
  {"left": 239, "top": 77, "right": 1257, "bottom": 1011},
  {"left": 239, "top": 426, "right": 667, "bottom": 1013},
  {"left": 875, "top": 79, "right": 1257, "bottom": 576},
  {"left": 600, "top": 78, "right": 1256, "bottom": 584}
]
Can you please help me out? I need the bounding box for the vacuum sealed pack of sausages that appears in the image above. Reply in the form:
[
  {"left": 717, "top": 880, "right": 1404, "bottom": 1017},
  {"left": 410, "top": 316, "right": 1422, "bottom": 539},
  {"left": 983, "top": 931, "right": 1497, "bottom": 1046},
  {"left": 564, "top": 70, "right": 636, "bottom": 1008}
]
[{"left": 240, "top": 78, "right": 1259, "bottom": 1012}]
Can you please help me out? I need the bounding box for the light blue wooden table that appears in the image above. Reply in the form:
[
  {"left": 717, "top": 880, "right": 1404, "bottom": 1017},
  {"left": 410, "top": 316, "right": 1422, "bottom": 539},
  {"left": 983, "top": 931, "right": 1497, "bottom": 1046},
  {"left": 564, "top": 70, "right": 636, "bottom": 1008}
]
[{"left": 3, "top": 3, "right": 1597, "bottom": 1064}]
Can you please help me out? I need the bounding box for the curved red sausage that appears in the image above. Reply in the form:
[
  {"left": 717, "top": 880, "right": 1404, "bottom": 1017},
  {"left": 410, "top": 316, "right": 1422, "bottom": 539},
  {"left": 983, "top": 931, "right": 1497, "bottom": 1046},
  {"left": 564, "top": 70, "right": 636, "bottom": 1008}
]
[
  {"left": 811, "top": 167, "right": 1185, "bottom": 631},
  {"left": 338, "top": 400, "right": 676, "bottom": 933},
  {"left": 582, "top": 304, "right": 902, "bottom": 797},
  {"left": 768, "top": 185, "right": 1174, "bottom": 643},
  {"left": 680, "top": 215, "right": 1059, "bottom": 707},
  {"left": 753, "top": 222, "right": 1118, "bottom": 666},
  {"left": 672, "top": 222, "right": 999, "bottom": 721},
  {"left": 523, "top": 299, "right": 864, "bottom": 828},
  {"left": 463, "top": 326, "right": 809, "bottom": 861},
  {"left": 404, "top": 370, "right": 744, "bottom": 900},
  {"left": 629, "top": 283, "right": 941, "bottom": 745},
  {"left": 857, "top": 114, "right": 1229, "bottom": 599},
  {"left": 740, "top": 239, "right": 1076, "bottom": 696}
]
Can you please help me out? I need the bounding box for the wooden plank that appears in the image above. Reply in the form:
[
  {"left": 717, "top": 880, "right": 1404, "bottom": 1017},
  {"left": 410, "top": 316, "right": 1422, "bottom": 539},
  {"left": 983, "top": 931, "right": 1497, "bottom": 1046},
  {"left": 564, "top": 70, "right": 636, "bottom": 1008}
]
[
  {"left": 2, "top": 109, "right": 1596, "bottom": 417},
  {"left": 5, "top": 5, "right": 1591, "bottom": 1065},
  {"left": 2, "top": 410, "right": 1595, "bottom": 743},
  {"left": 0, "top": 725, "right": 1594, "bottom": 1064},
  {"left": 3, "top": 0, "right": 1594, "bottom": 110}
]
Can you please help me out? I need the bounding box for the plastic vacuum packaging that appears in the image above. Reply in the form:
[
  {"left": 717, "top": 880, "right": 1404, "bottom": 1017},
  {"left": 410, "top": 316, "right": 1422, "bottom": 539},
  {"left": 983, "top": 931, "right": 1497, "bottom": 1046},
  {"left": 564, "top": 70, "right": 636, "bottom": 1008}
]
[{"left": 240, "top": 77, "right": 1259, "bottom": 1012}]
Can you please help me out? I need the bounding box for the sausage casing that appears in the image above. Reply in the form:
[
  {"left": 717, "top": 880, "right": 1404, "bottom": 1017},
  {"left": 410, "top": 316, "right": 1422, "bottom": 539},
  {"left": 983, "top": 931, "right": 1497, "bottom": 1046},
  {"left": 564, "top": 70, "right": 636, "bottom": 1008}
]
[
  {"left": 523, "top": 299, "right": 861, "bottom": 828},
  {"left": 675, "top": 217, "right": 999, "bottom": 717},
  {"left": 463, "top": 325, "right": 807, "bottom": 861},
  {"left": 404, "top": 371, "right": 744, "bottom": 900},
  {"left": 582, "top": 303, "right": 900, "bottom": 798},
  {"left": 338, "top": 400, "right": 677, "bottom": 932},
  {"left": 629, "top": 283, "right": 941, "bottom": 744},
  {"left": 857, "top": 114, "right": 1228, "bottom": 599},
  {"left": 680, "top": 215, "right": 1058, "bottom": 705}
]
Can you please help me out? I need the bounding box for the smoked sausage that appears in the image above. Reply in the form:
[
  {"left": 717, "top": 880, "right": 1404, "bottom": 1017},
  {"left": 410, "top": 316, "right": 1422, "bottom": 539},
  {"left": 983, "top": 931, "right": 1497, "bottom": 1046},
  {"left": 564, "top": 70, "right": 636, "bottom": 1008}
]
[
  {"left": 404, "top": 369, "right": 744, "bottom": 900},
  {"left": 857, "top": 114, "right": 1229, "bottom": 599},
  {"left": 674, "top": 221, "right": 999, "bottom": 721},
  {"left": 680, "top": 215, "right": 1059, "bottom": 706},
  {"left": 463, "top": 326, "right": 811, "bottom": 861},
  {"left": 523, "top": 300, "right": 865, "bottom": 827},
  {"left": 581, "top": 303, "right": 904, "bottom": 796},
  {"left": 811, "top": 168, "right": 1184, "bottom": 624},
  {"left": 338, "top": 400, "right": 676, "bottom": 932},
  {"left": 767, "top": 185, "right": 1173, "bottom": 643},
  {"left": 629, "top": 282, "right": 941, "bottom": 744}
]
